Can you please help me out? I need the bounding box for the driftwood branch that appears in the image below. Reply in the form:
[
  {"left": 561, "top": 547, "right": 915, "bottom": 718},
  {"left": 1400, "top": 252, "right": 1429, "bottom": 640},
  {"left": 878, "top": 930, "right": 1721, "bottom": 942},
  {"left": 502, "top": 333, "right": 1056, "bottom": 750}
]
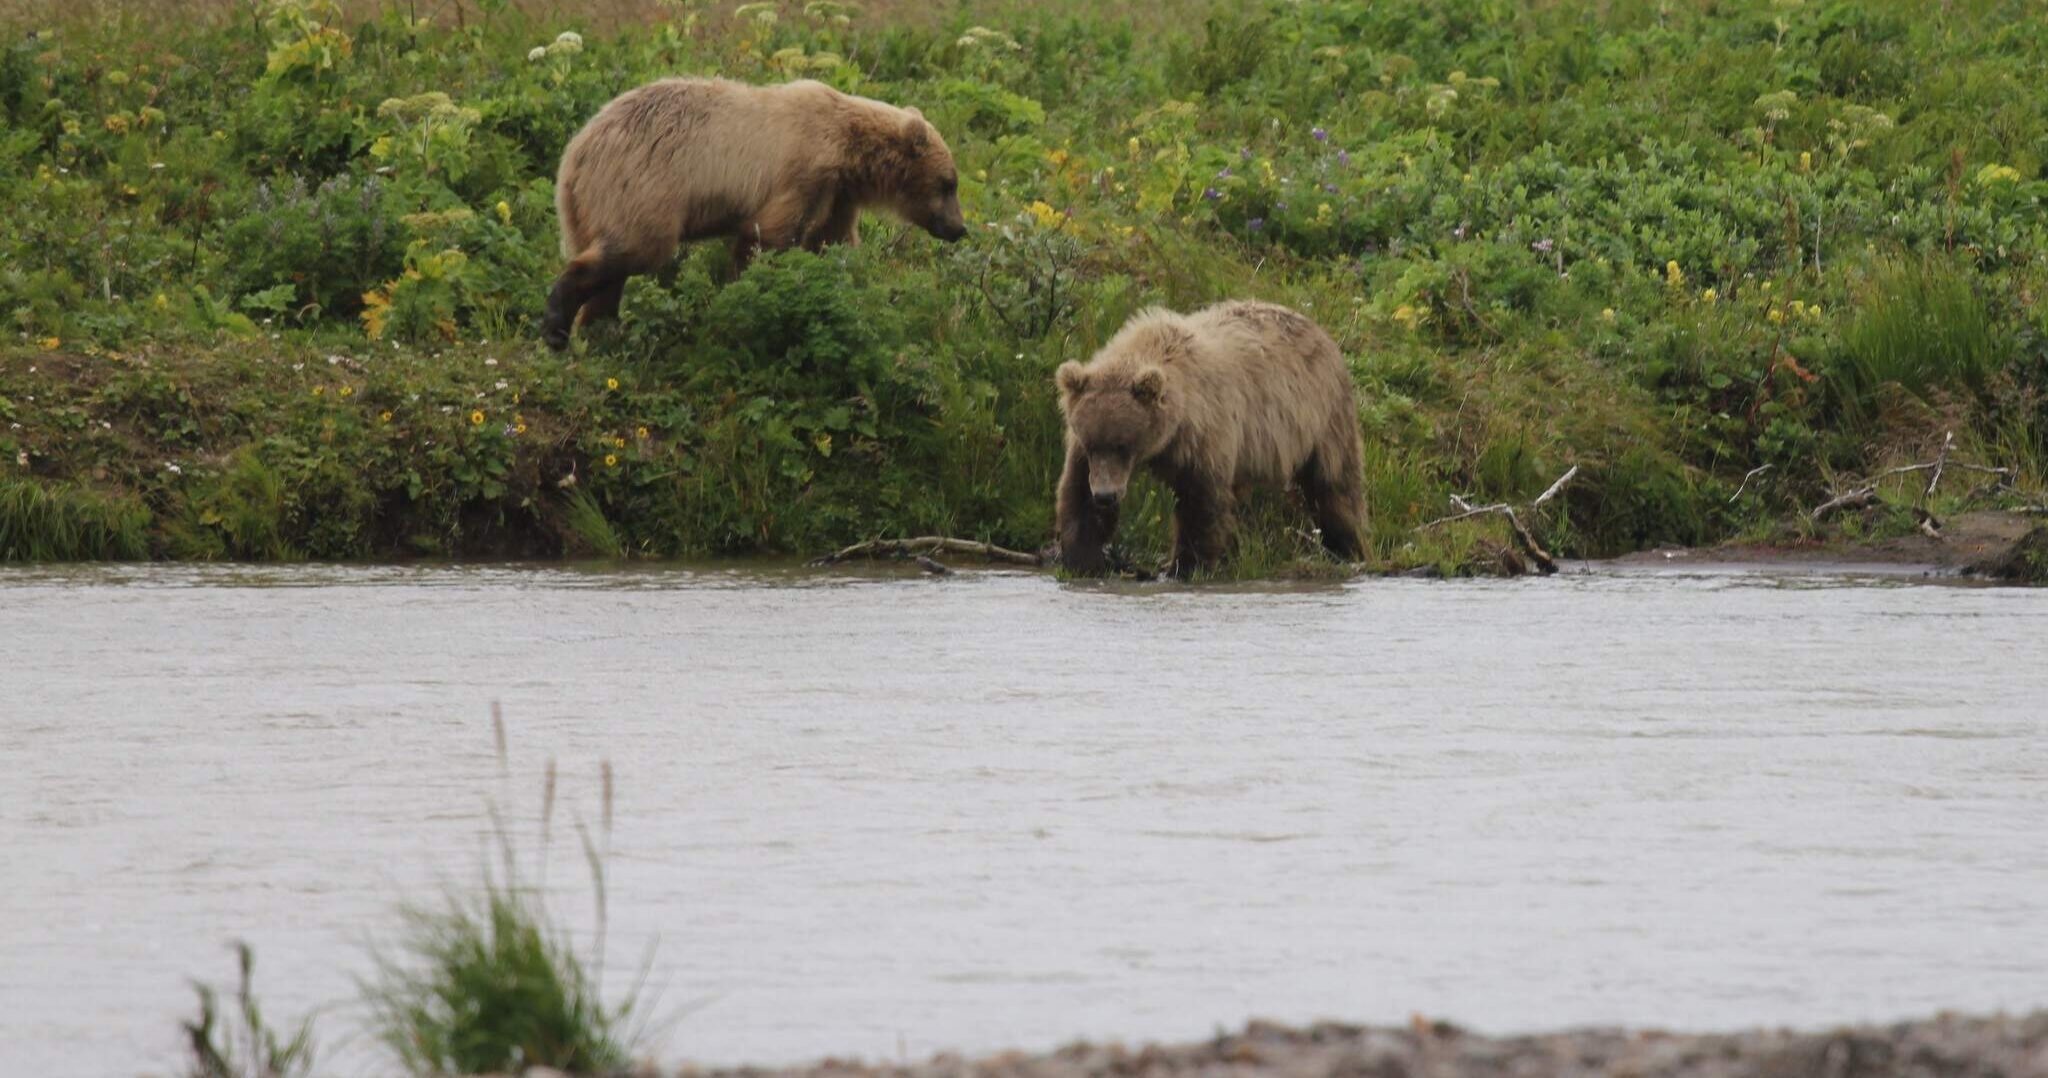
[
  {"left": 811, "top": 535, "right": 1045, "bottom": 568},
  {"left": 1810, "top": 486, "right": 1878, "bottom": 522},
  {"left": 1925, "top": 431, "right": 1954, "bottom": 497},
  {"left": 1728, "top": 463, "right": 1773, "bottom": 504},
  {"left": 1810, "top": 433, "right": 2017, "bottom": 522},
  {"left": 1418, "top": 466, "right": 1578, "bottom": 575},
  {"left": 1531, "top": 464, "right": 1581, "bottom": 508}
]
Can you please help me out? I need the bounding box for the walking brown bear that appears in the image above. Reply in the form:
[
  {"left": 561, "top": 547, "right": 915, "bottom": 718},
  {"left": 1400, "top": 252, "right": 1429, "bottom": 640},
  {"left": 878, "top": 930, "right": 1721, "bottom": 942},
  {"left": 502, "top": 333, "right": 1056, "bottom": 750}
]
[
  {"left": 543, "top": 77, "right": 968, "bottom": 349},
  {"left": 1054, "top": 301, "right": 1369, "bottom": 578}
]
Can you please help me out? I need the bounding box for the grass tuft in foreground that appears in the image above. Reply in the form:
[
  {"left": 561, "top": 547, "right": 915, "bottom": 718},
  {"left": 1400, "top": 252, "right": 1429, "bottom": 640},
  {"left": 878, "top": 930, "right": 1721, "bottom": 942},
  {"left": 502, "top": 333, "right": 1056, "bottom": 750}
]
[
  {"left": 362, "top": 717, "right": 641, "bottom": 1076},
  {"left": 181, "top": 941, "right": 316, "bottom": 1078}
]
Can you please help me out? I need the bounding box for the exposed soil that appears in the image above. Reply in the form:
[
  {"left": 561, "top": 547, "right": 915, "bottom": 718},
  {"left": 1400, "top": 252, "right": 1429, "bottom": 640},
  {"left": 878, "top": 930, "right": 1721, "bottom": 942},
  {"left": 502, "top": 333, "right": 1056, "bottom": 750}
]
[
  {"left": 1612, "top": 510, "right": 2047, "bottom": 578},
  {"left": 537, "top": 1011, "right": 2048, "bottom": 1078}
]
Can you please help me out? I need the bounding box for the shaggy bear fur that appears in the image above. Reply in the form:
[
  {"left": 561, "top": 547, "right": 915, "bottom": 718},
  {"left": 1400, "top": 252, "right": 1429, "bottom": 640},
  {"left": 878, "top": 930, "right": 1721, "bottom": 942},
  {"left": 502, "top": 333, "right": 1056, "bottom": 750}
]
[
  {"left": 1055, "top": 301, "right": 1368, "bottom": 577},
  {"left": 543, "top": 77, "right": 966, "bottom": 349}
]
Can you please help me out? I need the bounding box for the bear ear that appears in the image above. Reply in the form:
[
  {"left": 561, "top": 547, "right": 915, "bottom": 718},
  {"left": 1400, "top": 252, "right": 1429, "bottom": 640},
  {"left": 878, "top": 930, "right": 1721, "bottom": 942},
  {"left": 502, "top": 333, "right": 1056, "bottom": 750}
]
[
  {"left": 1055, "top": 361, "right": 1089, "bottom": 400},
  {"left": 1131, "top": 366, "right": 1165, "bottom": 405},
  {"left": 902, "top": 112, "right": 930, "bottom": 150},
  {"left": 905, "top": 105, "right": 924, "bottom": 120}
]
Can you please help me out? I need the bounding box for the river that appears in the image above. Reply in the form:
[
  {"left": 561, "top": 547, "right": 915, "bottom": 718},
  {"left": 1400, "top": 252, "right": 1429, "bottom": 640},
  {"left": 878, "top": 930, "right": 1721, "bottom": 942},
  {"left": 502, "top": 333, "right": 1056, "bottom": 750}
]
[{"left": 2, "top": 562, "right": 2045, "bottom": 1076}]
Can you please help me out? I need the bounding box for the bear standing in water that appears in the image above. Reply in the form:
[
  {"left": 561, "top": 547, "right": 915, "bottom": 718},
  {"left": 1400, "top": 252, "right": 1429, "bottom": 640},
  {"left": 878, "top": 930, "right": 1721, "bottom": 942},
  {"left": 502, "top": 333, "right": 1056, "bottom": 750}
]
[
  {"left": 543, "top": 77, "right": 967, "bottom": 349},
  {"left": 1054, "top": 301, "right": 1369, "bottom": 578}
]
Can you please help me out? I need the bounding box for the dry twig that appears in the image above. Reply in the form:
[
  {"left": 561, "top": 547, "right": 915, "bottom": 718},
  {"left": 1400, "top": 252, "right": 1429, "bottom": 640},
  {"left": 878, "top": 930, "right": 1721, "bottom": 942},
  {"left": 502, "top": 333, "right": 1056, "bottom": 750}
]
[
  {"left": 1728, "top": 463, "right": 1773, "bottom": 504},
  {"left": 811, "top": 535, "right": 1044, "bottom": 568},
  {"left": 1418, "top": 466, "right": 1578, "bottom": 575}
]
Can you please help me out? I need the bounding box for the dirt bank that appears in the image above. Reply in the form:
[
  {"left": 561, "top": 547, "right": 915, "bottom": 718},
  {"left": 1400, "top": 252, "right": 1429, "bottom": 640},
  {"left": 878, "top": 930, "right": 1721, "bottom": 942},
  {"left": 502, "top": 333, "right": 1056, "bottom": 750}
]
[
  {"left": 546, "top": 1011, "right": 2048, "bottom": 1078},
  {"left": 1612, "top": 510, "right": 2048, "bottom": 578}
]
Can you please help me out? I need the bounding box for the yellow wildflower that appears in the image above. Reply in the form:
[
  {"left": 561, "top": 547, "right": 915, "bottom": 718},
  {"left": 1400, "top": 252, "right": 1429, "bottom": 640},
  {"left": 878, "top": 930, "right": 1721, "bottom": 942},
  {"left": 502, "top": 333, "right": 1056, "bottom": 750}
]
[
  {"left": 38, "top": 336, "right": 60, "bottom": 350},
  {"left": 103, "top": 113, "right": 130, "bottom": 134},
  {"left": 1046, "top": 148, "right": 1069, "bottom": 168},
  {"left": 515, "top": 422, "right": 528, "bottom": 434},
  {"left": 1807, "top": 303, "right": 1824, "bottom": 320},
  {"left": 604, "top": 453, "right": 618, "bottom": 467},
  {"left": 1600, "top": 308, "right": 1616, "bottom": 322},
  {"left": 153, "top": 293, "right": 169, "bottom": 311},
  {"left": 339, "top": 385, "right": 354, "bottom": 398},
  {"left": 1391, "top": 304, "right": 1425, "bottom": 330},
  {"left": 1316, "top": 203, "right": 1333, "bottom": 223},
  {"left": 1127, "top": 136, "right": 1140, "bottom": 157},
  {"left": 1767, "top": 307, "right": 1785, "bottom": 324},
  {"left": 636, "top": 426, "right": 650, "bottom": 438},
  {"left": 1760, "top": 280, "right": 1772, "bottom": 294},
  {"left": 494, "top": 200, "right": 513, "bottom": 225},
  {"left": 605, "top": 377, "right": 619, "bottom": 390},
  {"left": 470, "top": 410, "right": 485, "bottom": 425},
  {"left": 379, "top": 411, "right": 393, "bottom": 423},
  {"left": 1790, "top": 300, "right": 1806, "bottom": 316},
  {"left": 1702, "top": 288, "right": 1717, "bottom": 303},
  {"left": 1025, "top": 200, "right": 1062, "bottom": 229},
  {"left": 1799, "top": 151, "right": 1811, "bottom": 172},
  {"left": 612, "top": 436, "right": 626, "bottom": 448},
  {"left": 1665, "top": 261, "right": 1684, "bottom": 288},
  {"left": 313, "top": 386, "right": 325, "bottom": 396}
]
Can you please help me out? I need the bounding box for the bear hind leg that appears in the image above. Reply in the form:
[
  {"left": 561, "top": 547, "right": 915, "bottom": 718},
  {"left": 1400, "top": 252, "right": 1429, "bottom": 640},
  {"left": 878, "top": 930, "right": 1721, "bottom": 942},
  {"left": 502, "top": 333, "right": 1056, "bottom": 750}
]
[{"left": 1298, "top": 448, "right": 1369, "bottom": 562}]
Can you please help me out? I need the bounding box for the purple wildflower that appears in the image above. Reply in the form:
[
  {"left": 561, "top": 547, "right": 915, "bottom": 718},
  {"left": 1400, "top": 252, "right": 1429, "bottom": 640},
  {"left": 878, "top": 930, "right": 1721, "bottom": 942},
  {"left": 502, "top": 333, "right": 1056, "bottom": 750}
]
[
  {"left": 1532, "top": 238, "right": 1554, "bottom": 254},
  {"left": 1312, "top": 126, "right": 1329, "bottom": 142},
  {"left": 1275, "top": 201, "right": 1288, "bottom": 211},
  {"left": 1323, "top": 182, "right": 1339, "bottom": 194},
  {"left": 1240, "top": 147, "right": 1253, "bottom": 161},
  {"left": 1248, "top": 217, "right": 1265, "bottom": 231},
  {"left": 1203, "top": 187, "right": 1221, "bottom": 201},
  {"left": 1216, "top": 167, "right": 1233, "bottom": 180},
  {"left": 1336, "top": 148, "right": 1351, "bottom": 166}
]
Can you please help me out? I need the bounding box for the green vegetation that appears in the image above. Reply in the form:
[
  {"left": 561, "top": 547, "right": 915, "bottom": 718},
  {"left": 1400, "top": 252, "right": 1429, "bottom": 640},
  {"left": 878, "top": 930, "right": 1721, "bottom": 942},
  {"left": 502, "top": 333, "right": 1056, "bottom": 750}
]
[
  {"left": 181, "top": 723, "right": 642, "bottom": 1076},
  {"left": 364, "top": 747, "right": 641, "bottom": 1075},
  {"left": 181, "top": 942, "right": 316, "bottom": 1078},
  {"left": 365, "top": 870, "right": 635, "bottom": 1075},
  {"left": 5, "top": 0, "right": 2048, "bottom": 571}
]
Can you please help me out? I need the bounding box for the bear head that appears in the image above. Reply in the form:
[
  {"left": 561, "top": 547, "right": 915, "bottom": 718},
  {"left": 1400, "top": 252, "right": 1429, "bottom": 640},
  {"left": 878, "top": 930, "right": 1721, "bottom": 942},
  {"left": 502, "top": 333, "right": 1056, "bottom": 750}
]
[
  {"left": 894, "top": 108, "right": 966, "bottom": 242},
  {"left": 1055, "top": 359, "right": 1172, "bottom": 509}
]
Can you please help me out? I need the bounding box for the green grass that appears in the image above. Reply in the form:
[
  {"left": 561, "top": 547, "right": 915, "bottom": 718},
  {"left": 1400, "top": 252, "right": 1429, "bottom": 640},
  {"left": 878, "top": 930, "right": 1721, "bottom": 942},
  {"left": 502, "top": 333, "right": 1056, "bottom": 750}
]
[
  {"left": 0, "top": 477, "right": 151, "bottom": 561},
  {"left": 365, "top": 882, "right": 634, "bottom": 1076},
  {"left": 180, "top": 942, "right": 316, "bottom": 1078},
  {"left": 363, "top": 735, "right": 641, "bottom": 1076},
  {"left": 1835, "top": 257, "right": 2004, "bottom": 422},
  {"left": 4, "top": 0, "right": 2048, "bottom": 573}
]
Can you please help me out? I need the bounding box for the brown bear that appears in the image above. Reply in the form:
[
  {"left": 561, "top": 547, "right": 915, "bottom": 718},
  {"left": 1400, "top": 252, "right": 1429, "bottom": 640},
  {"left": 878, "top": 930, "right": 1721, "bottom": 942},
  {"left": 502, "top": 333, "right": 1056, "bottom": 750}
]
[
  {"left": 543, "top": 77, "right": 967, "bottom": 349},
  {"left": 1054, "top": 301, "right": 1369, "bottom": 577}
]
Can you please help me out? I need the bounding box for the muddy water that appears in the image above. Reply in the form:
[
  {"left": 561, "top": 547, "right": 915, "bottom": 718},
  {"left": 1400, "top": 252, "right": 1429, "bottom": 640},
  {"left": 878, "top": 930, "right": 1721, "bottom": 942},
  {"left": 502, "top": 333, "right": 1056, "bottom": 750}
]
[{"left": 2, "top": 563, "right": 2045, "bottom": 1077}]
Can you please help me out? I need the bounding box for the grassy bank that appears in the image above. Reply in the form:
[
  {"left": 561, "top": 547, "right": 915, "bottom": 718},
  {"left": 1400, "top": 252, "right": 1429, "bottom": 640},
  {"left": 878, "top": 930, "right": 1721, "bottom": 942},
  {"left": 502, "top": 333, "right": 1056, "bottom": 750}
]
[{"left": 4, "top": 0, "right": 2047, "bottom": 571}]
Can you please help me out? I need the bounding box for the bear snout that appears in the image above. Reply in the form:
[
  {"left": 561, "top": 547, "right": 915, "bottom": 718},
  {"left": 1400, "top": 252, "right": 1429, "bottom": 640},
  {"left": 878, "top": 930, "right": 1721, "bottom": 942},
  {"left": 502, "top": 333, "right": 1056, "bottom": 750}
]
[
  {"left": 1091, "top": 490, "right": 1121, "bottom": 509},
  {"left": 935, "top": 220, "right": 968, "bottom": 242}
]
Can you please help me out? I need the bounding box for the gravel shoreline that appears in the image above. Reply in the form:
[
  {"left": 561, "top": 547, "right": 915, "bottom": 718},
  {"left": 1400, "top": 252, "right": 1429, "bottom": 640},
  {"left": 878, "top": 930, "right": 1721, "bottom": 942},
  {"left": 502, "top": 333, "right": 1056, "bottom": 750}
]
[{"left": 525, "top": 1011, "right": 2048, "bottom": 1078}]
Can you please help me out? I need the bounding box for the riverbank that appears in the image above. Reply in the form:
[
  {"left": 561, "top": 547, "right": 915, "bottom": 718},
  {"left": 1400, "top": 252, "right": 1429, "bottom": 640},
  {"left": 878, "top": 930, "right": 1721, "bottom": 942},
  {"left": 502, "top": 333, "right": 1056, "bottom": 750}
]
[
  {"left": 1607, "top": 509, "right": 2048, "bottom": 583},
  {"left": 7, "top": 0, "right": 2048, "bottom": 574},
  {"left": 529, "top": 1011, "right": 2048, "bottom": 1078}
]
